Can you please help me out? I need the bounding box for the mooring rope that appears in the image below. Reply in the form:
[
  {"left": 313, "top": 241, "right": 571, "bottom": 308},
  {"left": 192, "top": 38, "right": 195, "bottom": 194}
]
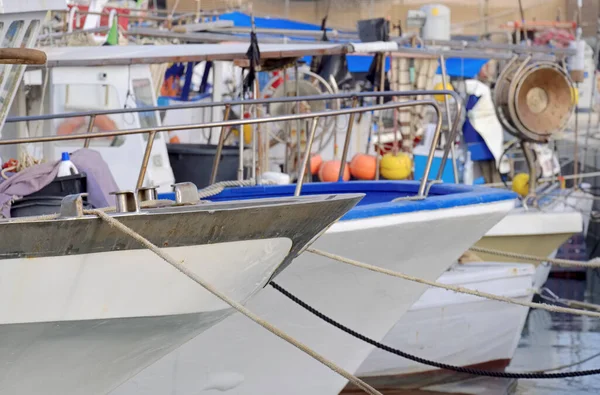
[
  {"left": 307, "top": 248, "right": 600, "bottom": 319},
  {"left": 4, "top": 213, "right": 60, "bottom": 222},
  {"left": 84, "top": 209, "right": 381, "bottom": 395},
  {"left": 538, "top": 287, "right": 600, "bottom": 312},
  {"left": 197, "top": 179, "right": 258, "bottom": 199},
  {"left": 468, "top": 246, "right": 600, "bottom": 269},
  {"left": 270, "top": 281, "right": 600, "bottom": 379}
]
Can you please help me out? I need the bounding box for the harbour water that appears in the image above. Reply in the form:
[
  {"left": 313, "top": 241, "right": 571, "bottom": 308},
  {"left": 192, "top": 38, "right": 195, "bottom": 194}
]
[{"left": 511, "top": 276, "right": 600, "bottom": 395}]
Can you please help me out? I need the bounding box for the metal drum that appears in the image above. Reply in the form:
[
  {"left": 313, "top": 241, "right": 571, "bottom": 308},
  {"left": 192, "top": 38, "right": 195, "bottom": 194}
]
[{"left": 494, "top": 58, "right": 574, "bottom": 143}]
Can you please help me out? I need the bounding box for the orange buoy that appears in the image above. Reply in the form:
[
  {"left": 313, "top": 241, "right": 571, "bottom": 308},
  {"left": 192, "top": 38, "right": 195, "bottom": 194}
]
[
  {"left": 318, "top": 160, "right": 350, "bottom": 182},
  {"left": 349, "top": 153, "right": 377, "bottom": 180},
  {"left": 310, "top": 154, "right": 323, "bottom": 175}
]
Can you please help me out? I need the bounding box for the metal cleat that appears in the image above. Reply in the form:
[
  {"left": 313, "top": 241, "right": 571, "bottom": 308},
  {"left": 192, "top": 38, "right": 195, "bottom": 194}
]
[
  {"left": 137, "top": 186, "right": 158, "bottom": 203},
  {"left": 60, "top": 193, "right": 89, "bottom": 218},
  {"left": 172, "top": 182, "right": 200, "bottom": 205},
  {"left": 110, "top": 190, "right": 139, "bottom": 213}
]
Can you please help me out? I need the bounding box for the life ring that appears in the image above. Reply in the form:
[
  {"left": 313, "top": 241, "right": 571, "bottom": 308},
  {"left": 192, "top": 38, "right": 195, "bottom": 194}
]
[{"left": 56, "top": 115, "right": 118, "bottom": 144}]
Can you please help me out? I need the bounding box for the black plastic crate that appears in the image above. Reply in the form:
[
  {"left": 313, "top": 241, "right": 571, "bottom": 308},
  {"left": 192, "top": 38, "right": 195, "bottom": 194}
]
[
  {"left": 167, "top": 144, "right": 243, "bottom": 189},
  {"left": 11, "top": 196, "right": 92, "bottom": 218},
  {"left": 27, "top": 172, "right": 87, "bottom": 199}
]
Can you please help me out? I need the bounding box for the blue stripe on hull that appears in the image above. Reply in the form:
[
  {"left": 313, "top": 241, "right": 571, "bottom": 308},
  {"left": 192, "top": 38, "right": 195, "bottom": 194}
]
[{"left": 159, "top": 181, "right": 516, "bottom": 221}]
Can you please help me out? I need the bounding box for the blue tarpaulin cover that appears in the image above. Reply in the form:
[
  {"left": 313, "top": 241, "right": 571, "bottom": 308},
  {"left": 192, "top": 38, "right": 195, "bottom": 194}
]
[
  {"left": 216, "top": 13, "right": 489, "bottom": 76},
  {"left": 220, "top": 11, "right": 351, "bottom": 32},
  {"left": 436, "top": 57, "right": 488, "bottom": 79}
]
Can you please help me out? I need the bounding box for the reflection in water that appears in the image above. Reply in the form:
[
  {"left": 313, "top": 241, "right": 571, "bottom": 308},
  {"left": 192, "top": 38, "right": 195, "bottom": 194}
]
[{"left": 511, "top": 277, "right": 600, "bottom": 394}]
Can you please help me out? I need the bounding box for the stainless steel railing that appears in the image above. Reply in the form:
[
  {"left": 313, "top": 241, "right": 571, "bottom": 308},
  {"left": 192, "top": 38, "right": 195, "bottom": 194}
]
[
  {"left": 1, "top": 98, "right": 444, "bottom": 198},
  {"left": 6, "top": 89, "right": 461, "bottom": 192}
]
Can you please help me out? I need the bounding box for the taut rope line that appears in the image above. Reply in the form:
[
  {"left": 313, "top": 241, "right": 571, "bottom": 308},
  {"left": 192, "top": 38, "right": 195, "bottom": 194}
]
[
  {"left": 307, "top": 248, "right": 600, "bottom": 319},
  {"left": 469, "top": 246, "right": 600, "bottom": 268},
  {"left": 86, "top": 209, "right": 381, "bottom": 395}
]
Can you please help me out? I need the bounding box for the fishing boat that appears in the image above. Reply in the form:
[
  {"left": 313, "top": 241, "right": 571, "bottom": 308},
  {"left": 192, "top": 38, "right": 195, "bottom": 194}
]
[
  {"left": 0, "top": 190, "right": 361, "bottom": 395},
  {"left": 114, "top": 54, "right": 579, "bottom": 395},
  {"left": 475, "top": 190, "right": 587, "bottom": 287},
  {"left": 341, "top": 23, "right": 586, "bottom": 390},
  {"left": 111, "top": 180, "right": 516, "bottom": 395},
  {"left": 476, "top": 185, "right": 590, "bottom": 258},
  {"left": 0, "top": 10, "right": 364, "bottom": 395},
  {"left": 351, "top": 262, "right": 536, "bottom": 391},
  {"left": 350, "top": 164, "right": 587, "bottom": 393},
  {"left": 0, "top": 43, "right": 511, "bottom": 394},
  {"left": 8, "top": 26, "right": 575, "bottom": 394}
]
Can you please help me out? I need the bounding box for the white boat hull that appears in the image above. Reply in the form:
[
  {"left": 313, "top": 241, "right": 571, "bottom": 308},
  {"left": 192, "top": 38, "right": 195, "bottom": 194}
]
[
  {"left": 476, "top": 208, "right": 584, "bottom": 264},
  {"left": 0, "top": 238, "right": 292, "bottom": 395},
  {"left": 114, "top": 200, "right": 515, "bottom": 395},
  {"left": 353, "top": 262, "right": 535, "bottom": 390}
]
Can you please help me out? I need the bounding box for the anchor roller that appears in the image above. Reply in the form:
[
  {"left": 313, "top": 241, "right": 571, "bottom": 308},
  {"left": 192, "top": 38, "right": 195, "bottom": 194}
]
[{"left": 494, "top": 58, "right": 574, "bottom": 143}]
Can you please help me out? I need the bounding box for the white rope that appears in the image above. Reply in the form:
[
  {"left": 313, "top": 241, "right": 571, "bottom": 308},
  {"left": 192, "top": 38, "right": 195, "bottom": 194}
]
[
  {"left": 483, "top": 171, "right": 600, "bottom": 188},
  {"left": 4, "top": 213, "right": 60, "bottom": 223},
  {"left": 197, "top": 179, "right": 278, "bottom": 199},
  {"left": 2, "top": 151, "right": 44, "bottom": 180},
  {"left": 85, "top": 209, "right": 381, "bottom": 395},
  {"left": 169, "top": 0, "right": 181, "bottom": 18},
  {"left": 197, "top": 179, "right": 257, "bottom": 199},
  {"left": 538, "top": 288, "right": 600, "bottom": 312},
  {"left": 469, "top": 246, "right": 600, "bottom": 269},
  {"left": 307, "top": 248, "right": 600, "bottom": 319}
]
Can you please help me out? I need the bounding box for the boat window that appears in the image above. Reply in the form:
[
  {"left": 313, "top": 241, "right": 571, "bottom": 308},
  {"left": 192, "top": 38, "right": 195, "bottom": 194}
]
[
  {"left": 131, "top": 78, "right": 163, "bottom": 142},
  {"left": 52, "top": 83, "right": 126, "bottom": 147},
  {"left": 21, "top": 20, "right": 39, "bottom": 48},
  {"left": 2, "top": 20, "right": 24, "bottom": 48}
]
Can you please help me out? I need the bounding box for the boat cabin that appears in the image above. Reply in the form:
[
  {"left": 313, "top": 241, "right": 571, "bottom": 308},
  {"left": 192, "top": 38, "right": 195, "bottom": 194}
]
[{"left": 5, "top": 42, "right": 348, "bottom": 191}]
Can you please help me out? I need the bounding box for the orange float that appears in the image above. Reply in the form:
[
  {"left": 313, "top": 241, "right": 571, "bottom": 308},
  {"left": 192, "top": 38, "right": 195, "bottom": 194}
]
[
  {"left": 310, "top": 154, "right": 323, "bottom": 175},
  {"left": 349, "top": 153, "right": 377, "bottom": 180},
  {"left": 318, "top": 160, "right": 350, "bottom": 182}
]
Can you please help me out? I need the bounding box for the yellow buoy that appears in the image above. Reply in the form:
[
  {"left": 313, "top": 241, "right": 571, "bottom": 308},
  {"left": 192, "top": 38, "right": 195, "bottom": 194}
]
[
  {"left": 512, "top": 173, "right": 530, "bottom": 197},
  {"left": 232, "top": 124, "right": 253, "bottom": 145},
  {"left": 571, "top": 86, "right": 579, "bottom": 105},
  {"left": 433, "top": 81, "right": 454, "bottom": 103},
  {"left": 380, "top": 152, "right": 412, "bottom": 180}
]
